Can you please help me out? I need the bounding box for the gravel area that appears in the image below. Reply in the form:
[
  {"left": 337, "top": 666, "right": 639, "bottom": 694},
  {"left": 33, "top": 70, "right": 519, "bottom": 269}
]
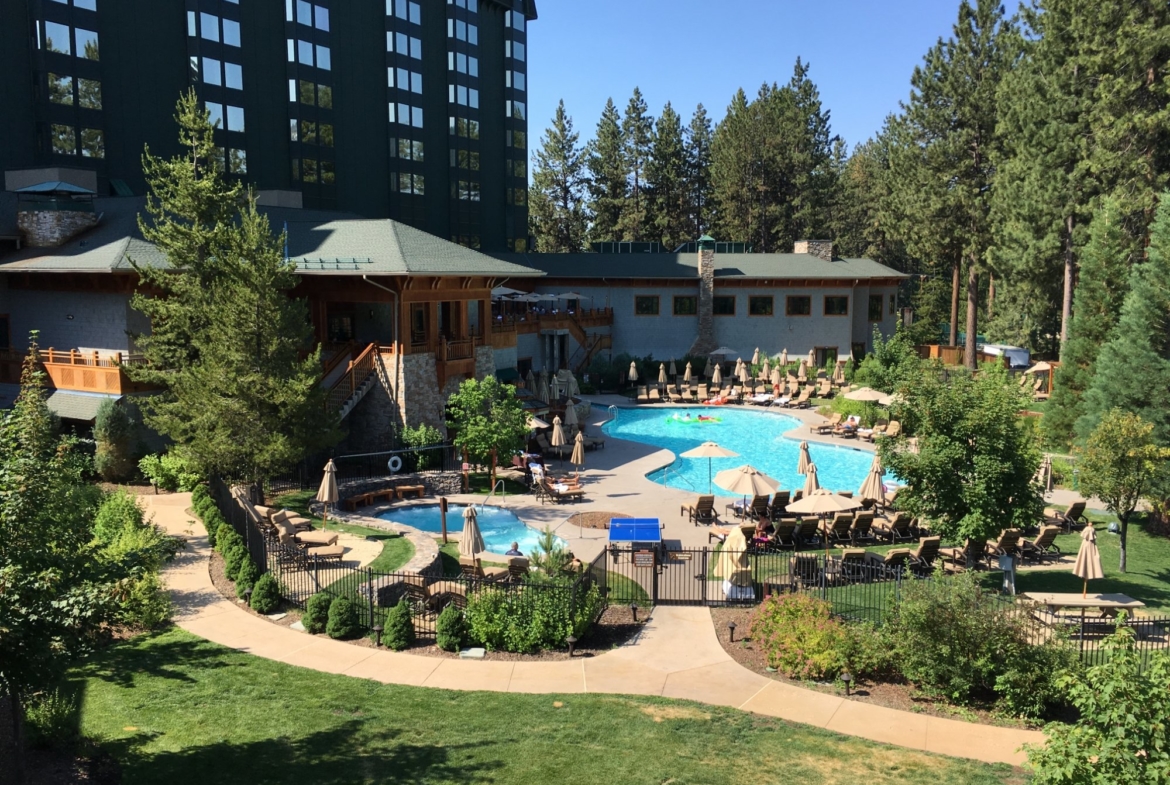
[{"left": 565, "top": 511, "right": 633, "bottom": 530}]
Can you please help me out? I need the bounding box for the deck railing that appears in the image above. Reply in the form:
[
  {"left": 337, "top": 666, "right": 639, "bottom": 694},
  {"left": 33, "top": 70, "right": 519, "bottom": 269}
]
[{"left": 324, "top": 342, "right": 384, "bottom": 413}]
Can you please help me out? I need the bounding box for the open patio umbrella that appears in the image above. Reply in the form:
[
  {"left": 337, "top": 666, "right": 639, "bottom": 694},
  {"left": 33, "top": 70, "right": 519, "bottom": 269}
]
[
  {"left": 712, "top": 364, "right": 723, "bottom": 386},
  {"left": 459, "top": 506, "right": 485, "bottom": 559},
  {"left": 527, "top": 415, "right": 550, "bottom": 430},
  {"left": 802, "top": 463, "right": 820, "bottom": 496},
  {"left": 683, "top": 362, "right": 693, "bottom": 384},
  {"left": 1073, "top": 525, "right": 1104, "bottom": 598},
  {"left": 858, "top": 454, "right": 885, "bottom": 502},
  {"left": 562, "top": 400, "right": 579, "bottom": 430},
  {"left": 570, "top": 431, "right": 586, "bottom": 477},
  {"left": 492, "top": 285, "right": 525, "bottom": 298},
  {"left": 752, "top": 347, "right": 761, "bottom": 365},
  {"left": 551, "top": 416, "right": 566, "bottom": 467},
  {"left": 628, "top": 361, "right": 639, "bottom": 383},
  {"left": 315, "top": 459, "right": 339, "bottom": 530},
  {"left": 845, "top": 386, "right": 887, "bottom": 425},
  {"left": 878, "top": 391, "right": 904, "bottom": 407},
  {"left": 715, "top": 464, "right": 781, "bottom": 513},
  {"left": 680, "top": 441, "right": 739, "bottom": 493},
  {"left": 1024, "top": 361, "right": 1052, "bottom": 375},
  {"left": 709, "top": 346, "right": 739, "bottom": 360},
  {"left": 715, "top": 526, "right": 753, "bottom": 591},
  {"left": 786, "top": 488, "right": 862, "bottom": 516},
  {"left": 658, "top": 363, "right": 668, "bottom": 387},
  {"left": 556, "top": 291, "right": 591, "bottom": 302},
  {"left": 797, "top": 441, "right": 812, "bottom": 475}
]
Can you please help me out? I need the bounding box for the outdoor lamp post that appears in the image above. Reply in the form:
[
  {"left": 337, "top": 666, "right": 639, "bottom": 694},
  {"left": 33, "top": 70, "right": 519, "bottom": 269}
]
[
  {"left": 566, "top": 635, "right": 578, "bottom": 657},
  {"left": 840, "top": 671, "right": 853, "bottom": 697},
  {"left": 629, "top": 602, "right": 639, "bottom": 623},
  {"left": 372, "top": 623, "right": 384, "bottom": 646},
  {"left": 244, "top": 588, "right": 253, "bottom": 606},
  {"left": 727, "top": 621, "right": 737, "bottom": 643}
]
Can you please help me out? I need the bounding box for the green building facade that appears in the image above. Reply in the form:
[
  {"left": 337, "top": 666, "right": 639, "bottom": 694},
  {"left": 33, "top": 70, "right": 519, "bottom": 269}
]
[{"left": 0, "top": 0, "right": 534, "bottom": 251}]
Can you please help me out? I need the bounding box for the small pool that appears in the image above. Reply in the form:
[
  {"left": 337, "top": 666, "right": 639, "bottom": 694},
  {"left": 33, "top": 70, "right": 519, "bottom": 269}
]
[
  {"left": 604, "top": 406, "right": 890, "bottom": 498},
  {"left": 377, "top": 504, "right": 560, "bottom": 556}
]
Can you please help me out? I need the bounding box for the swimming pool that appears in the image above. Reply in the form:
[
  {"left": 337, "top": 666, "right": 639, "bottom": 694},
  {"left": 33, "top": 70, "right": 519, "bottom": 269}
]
[
  {"left": 604, "top": 407, "right": 887, "bottom": 498},
  {"left": 376, "top": 504, "right": 561, "bottom": 556}
]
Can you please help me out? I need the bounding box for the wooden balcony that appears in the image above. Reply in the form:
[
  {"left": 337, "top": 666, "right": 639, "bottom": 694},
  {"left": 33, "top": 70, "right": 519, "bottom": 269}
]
[{"left": 0, "top": 349, "right": 159, "bottom": 395}]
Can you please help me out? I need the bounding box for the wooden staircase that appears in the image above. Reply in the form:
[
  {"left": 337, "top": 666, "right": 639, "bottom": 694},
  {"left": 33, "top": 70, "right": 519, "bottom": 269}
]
[
  {"left": 324, "top": 343, "right": 383, "bottom": 420},
  {"left": 571, "top": 332, "right": 613, "bottom": 374}
]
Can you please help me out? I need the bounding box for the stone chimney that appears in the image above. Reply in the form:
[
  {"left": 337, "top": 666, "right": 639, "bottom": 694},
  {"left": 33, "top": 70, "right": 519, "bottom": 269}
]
[
  {"left": 688, "top": 234, "right": 718, "bottom": 356},
  {"left": 794, "top": 239, "right": 834, "bottom": 262}
]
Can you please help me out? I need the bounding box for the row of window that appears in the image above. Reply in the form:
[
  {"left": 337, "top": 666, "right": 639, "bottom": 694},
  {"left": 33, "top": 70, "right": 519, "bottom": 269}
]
[
  {"left": 206, "top": 102, "right": 245, "bottom": 133},
  {"left": 505, "top": 40, "right": 526, "bottom": 62},
  {"left": 505, "top": 71, "right": 526, "bottom": 91},
  {"left": 452, "top": 180, "right": 480, "bottom": 201},
  {"left": 506, "top": 129, "right": 526, "bottom": 149},
  {"left": 292, "top": 158, "right": 335, "bottom": 184},
  {"left": 389, "top": 102, "right": 424, "bottom": 128},
  {"left": 507, "top": 159, "right": 526, "bottom": 178},
  {"left": 447, "top": 18, "right": 478, "bottom": 44},
  {"left": 390, "top": 0, "right": 422, "bottom": 24},
  {"left": 503, "top": 10, "right": 527, "bottom": 32},
  {"left": 286, "top": 0, "right": 330, "bottom": 30},
  {"left": 196, "top": 56, "right": 244, "bottom": 90},
  {"left": 41, "top": 21, "right": 99, "bottom": 60},
  {"left": 387, "top": 32, "right": 422, "bottom": 60},
  {"left": 389, "top": 67, "right": 422, "bottom": 93},
  {"left": 290, "top": 79, "right": 333, "bottom": 107},
  {"left": 508, "top": 187, "right": 527, "bottom": 206},
  {"left": 448, "top": 51, "right": 479, "bottom": 76},
  {"left": 397, "top": 172, "right": 425, "bottom": 195},
  {"left": 51, "top": 124, "right": 103, "bottom": 157},
  {"left": 288, "top": 39, "right": 331, "bottom": 70},
  {"left": 189, "top": 11, "right": 241, "bottom": 46},
  {"left": 451, "top": 117, "right": 481, "bottom": 139},
  {"left": 390, "top": 137, "right": 424, "bottom": 161},
  {"left": 451, "top": 149, "right": 479, "bottom": 170},
  {"left": 290, "top": 119, "right": 333, "bottom": 145},
  {"left": 631, "top": 294, "right": 890, "bottom": 319},
  {"left": 449, "top": 84, "right": 479, "bottom": 108},
  {"left": 49, "top": 0, "right": 97, "bottom": 9},
  {"left": 447, "top": 0, "right": 478, "bottom": 11},
  {"left": 48, "top": 73, "right": 101, "bottom": 109},
  {"left": 505, "top": 100, "right": 526, "bottom": 120}
]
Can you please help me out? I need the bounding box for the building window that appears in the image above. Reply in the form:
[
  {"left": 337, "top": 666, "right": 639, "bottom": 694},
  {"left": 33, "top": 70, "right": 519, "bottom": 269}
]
[
  {"left": 673, "top": 296, "right": 697, "bottom": 316},
  {"left": 227, "top": 105, "right": 245, "bottom": 132},
  {"left": 398, "top": 172, "right": 425, "bottom": 195},
  {"left": 391, "top": 138, "right": 424, "bottom": 161},
  {"left": 713, "top": 296, "right": 735, "bottom": 316},
  {"left": 225, "top": 63, "right": 243, "bottom": 90},
  {"left": 868, "top": 294, "right": 883, "bottom": 322},
  {"left": 78, "top": 78, "right": 100, "bottom": 109},
  {"left": 786, "top": 296, "right": 811, "bottom": 316},
  {"left": 51, "top": 124, "right": 76, "bottom": 155},
  {"left": 889, "top": 293, "right": 897, "bottom": 316},
  {"left": 635, "top": 296, "right": 660, "bottom": 316},
  {"left": 317, "top": 84, "right": 333, "bottom": 108},
  {"left": 321, "top": 161, "right": 335, "bottom": 184},
  {"left": 80, "top": 128, "right": 104, "bottom": 158},
  {"left": 48, "top": 73, "right": 73, "bottom": 105},
  {"left": 223, "top": 18, "right": 241, "bottom": 46},
  {"left": 506, "top": 40, "right": 525, "bottom": 61},
  {"left": 75, "top": 28, "right": 99, "bottom": 60},
  {"left": 824, "top": 296, "right": 849, "bottom": 316},
  {"left": 749, "top": 296, "right": 774, "bottom": 316},
  {"left": 228, "top": 148, "right": 246, "bottom": 174},
  {"left": 45, "top": 21, "right": 71, "bottom": 54}
]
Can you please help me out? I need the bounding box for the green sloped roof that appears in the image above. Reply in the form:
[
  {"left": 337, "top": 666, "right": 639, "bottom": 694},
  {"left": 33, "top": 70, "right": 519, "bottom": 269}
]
[
  {"left": 488, "top": 252, "right": 908, "bottom": 281},
  {"left": 46, "top": 391, "right": 121, "bottom": 422}
]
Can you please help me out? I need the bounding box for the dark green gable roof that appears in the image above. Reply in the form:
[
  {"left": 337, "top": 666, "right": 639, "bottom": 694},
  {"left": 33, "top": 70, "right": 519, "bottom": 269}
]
[{"left": 488, "top": 252, "right": 907, "bottom": 281}]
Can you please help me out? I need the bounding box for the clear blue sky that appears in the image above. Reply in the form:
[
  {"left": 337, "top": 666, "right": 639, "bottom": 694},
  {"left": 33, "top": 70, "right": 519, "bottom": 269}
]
[{"left": 527, "top": 0, "right": 963, "bottom": 152}]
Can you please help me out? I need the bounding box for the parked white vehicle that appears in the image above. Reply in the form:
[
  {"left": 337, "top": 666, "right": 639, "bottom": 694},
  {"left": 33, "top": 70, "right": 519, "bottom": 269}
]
[{"left": 979, "top": 343, "right": 1031, "bottom": 369}]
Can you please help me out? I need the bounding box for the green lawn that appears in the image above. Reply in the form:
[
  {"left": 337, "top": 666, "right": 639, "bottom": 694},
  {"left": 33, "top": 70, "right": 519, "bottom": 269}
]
[{"left": 73, "top": 630, "right": 1018, "bottom": 785}]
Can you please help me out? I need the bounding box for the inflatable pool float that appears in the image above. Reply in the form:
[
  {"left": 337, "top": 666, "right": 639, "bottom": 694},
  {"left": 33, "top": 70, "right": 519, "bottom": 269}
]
[{"left": 667, "top": 415, "right": 722, "bottom": 424}]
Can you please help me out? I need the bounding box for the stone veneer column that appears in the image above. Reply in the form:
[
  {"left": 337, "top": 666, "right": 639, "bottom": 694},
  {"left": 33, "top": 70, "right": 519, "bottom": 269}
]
[{"left": 688, "top": 236, "right": 718, "bottom": 356}]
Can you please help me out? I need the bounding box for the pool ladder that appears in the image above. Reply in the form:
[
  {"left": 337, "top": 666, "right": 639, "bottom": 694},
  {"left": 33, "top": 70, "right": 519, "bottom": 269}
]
[
  {"left": 480, "top": 478, "right": 507, "bottom": 511},
  {"left": 660, "top": 464, "right": 697, "bottom": 491}
]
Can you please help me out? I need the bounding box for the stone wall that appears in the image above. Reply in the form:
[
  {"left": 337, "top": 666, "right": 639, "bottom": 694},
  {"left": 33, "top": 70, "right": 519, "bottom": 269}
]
[
  {"left": 18, "top": 210, "right": 98, "bottom": 247},
  {"left": 688, "top": 245, "right": 717, "bottom": 355},
  {"left": 474, "top": 345, "right": 495, "bottom": 379},
  {"left": 400, "top": 352, "right": 448, "bottom": 436},
  {"left": 793, "top": 239, "right": 835, "bottom": 262}
]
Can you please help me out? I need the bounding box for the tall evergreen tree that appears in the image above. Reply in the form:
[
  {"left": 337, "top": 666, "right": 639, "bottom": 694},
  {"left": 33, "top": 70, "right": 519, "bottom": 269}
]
[
  {"left": 785, "top": 58, "right": 836, "bottom": 244},
  {"left": 684, "top": 103, "right": 714, "bottom": 240},
  {"left": 646, "top": 101, "right": 688, "bottom": 250},
  {"left": 618, "top": 87, "right": 654, "bottom": 242},
  {"left": 1075, "top": 194, "right": 1170, "bottom": 450},
  {"left": 1043, "top": 200, "right": 1133, "bottom": 447},
  {"left": 893, "top": 0, "right": 1018, "bottom": 369},
  {"left": 710, "top": 88, "right": 759, "bottom": 246},
  {"left": 528, "top": 100, "right": 589, "bottom": 252},
  {"left": 585, "top": 98, "right": 626, "bottom": 243}
]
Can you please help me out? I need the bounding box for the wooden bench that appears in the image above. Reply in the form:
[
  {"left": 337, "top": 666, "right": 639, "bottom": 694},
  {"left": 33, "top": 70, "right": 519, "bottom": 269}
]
[{"left": 396, "top": 485, "right": 426, "bottom": 499}]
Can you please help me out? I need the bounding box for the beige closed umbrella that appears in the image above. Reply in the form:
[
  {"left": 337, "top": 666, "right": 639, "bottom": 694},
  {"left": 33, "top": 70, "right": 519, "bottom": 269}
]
[
  {"left": 526, "top": 368, "right": 537, "bottom": 392},
  {"left": 770, "top": 367, "right": 782, "bottom": 389},
  {"left": 550, "top": 415, "right": 566, "bottom": 451},
  {"left": 549, "top": 376, "right": 561, "bottom": 401},
  {"left": 751, "top": 347, "right": 760, "bottom": 365},
  {"left": 737, "top": 361, "right": 750, "bottom": 385},
  {"left": 704, "top": 358, "right": 715, "bottom": 378},
  {"left": 681, "top": 441, "right": 740, "bottom": 493},
  {"left": 570, "top": 430, "right": 586, "bottom": 477},
  {"left": 780, "top": 348, "right": 788, "bottom": 366},
  {"left": 760, "top": 357, "right": 771, "bottom": 382},
  {"left": 628, "top": 361, "right": 639, "bottom": 383},
  {"left": 712, "top": 364, "right": 723, "bottom": 386},
  {"left": 459, "top": 505, "right": 485, "bottom": 559},
  {"left": 858, "top": 454, "right": 885, "bottom": 502},
  {"left": 683, "top": 361, "right": 693, "bottom": 384},
  {"left": 1073, "top": 525, "right": 1104, "bottom": 598},
  {"left": 797, "top": 441, "right": 812, "bottom": 475},
  {"left": 807, "top": 348, "right": 816, "bottom": 366},
  {"left": 802, "top": 463, "right": 821, "bottom": 496},
  {"left": 833, "top": 361, "right": 846, "bottom": 385},
  {"left": 669, "top": 359, "right": 678, "bottom": 378},
  {"left": 537, "top": 375, "right": 550, "bottom": 404},
  {"left": 562, "top": 401, "right": 579, "bottom": 430},
  {"left": 315, "top": 459, "right": 339, "bottom": 530},
  {"left": 658, "top": 363, "right": 668, "bottom": 386},
  {"left": 798, "top": 359, "right": 808, "bottom": 381},
  {"left": 715, "top": 526, "right": 752, "bottom": 588}
]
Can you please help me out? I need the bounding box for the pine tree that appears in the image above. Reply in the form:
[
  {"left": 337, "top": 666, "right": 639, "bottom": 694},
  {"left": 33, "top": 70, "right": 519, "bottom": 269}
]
[
  {"left": 129, "top": 93, "right": 335, "bottom": 487},
  {"left": 1043, "top": 201, "right": 1132, "bottom": 448},
  {"left": 618, "top": 87, "right": 654, "bottom": 242},
  {"left": 646, "top": 102, "right": 688, "bottom": 250},
  {"left": 785, "top": 58, "right": 836, "bottom": 245},
  {"left": 711, "top": 87, "right": 766, "bottom": 248},
  {"left": 1075, "top": 194, "right": 1170, "bottom": 450},
  {"left": 684, "top": 104, "right": 714, "bottom": 239},
  {"left": 894, "top": 0, "right": 1018, "bottom": 368},
  {"left": 528, "top": 100, "right": 589, "bottom": 252},
  {"left": 585, "top": 98, "right": 626, "bottom": 243}
]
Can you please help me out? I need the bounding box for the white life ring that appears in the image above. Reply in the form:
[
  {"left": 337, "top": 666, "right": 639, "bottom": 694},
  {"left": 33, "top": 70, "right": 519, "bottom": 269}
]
[{"left": 387, "top": 455, "right": 403, "bottom": 473}]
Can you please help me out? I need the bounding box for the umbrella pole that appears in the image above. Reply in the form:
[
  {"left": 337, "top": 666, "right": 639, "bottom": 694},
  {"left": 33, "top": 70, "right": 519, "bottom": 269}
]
[
  {"left": 708, "top": 458, "right": 713, "bottom": 494},
  {"left": 1082, "top": 578, "right": 1087, "bottom": 599}
]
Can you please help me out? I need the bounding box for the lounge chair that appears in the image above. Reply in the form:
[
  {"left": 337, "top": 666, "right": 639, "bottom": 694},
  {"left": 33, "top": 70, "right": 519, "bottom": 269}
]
[
  {"left": 276, "top": 530, "right": 345, "bottom": 562},
  {"left": 820, "top": 513, "right": 853, "bottom": 545},
  {"left": 790, "top": 553, "right": 824, "bottom": 590},
  {"left": 739, "top": 494, "right": 769, "bottom": 521},
  {"left": 787, "top": 388, "right": 812, "bottom": 409},
  {"left": 1020, "top": 525, "right": 1062, "bottom": 564},
  {"left": 796, "top": 517, "right": 821, "bottom": 547},
  {"left": 837, "top": 549, "right": 869, "bottom": 583},
  {"left": 273, "top": 516, "right": 339, "bottom": 548},
  {"left": 540, "top": 478, "right": 584, "bottom": 504},
  {"left": 766, "top": 519, "right": 799, "bottom": 549},
  {"left": 816, "top": 413, "right": 842, "bottom": 434},
  {"left": 583, "top": 432, "right": 606, "bottom": 450},
  {"left": 873, "top": 511, "right": 914, "bottom": 543},
  {"left": 878, "top": 421, "right": 901, "bottom": 439},
  {"left": 908, "top": 536, "right": 941, "bottom": 576},
  {"left": 833, "top": 415, "right": 860, "bottom": 439},
  {"left": 648, "top": 387, "right": 663, "bottom": 403},
  {"left": 459, "top": 556, "right": 510, "bottom": 582},
  {"left": 1045, "top": 500, "right": 1087, "bottom": 533},
  {"left": 271, "top": 509, "right": 317, "bottom": 534},
  {"left": 848, "top": 511, "right": 876, "bottom": 545},
  {"left": 939, "top": 538, "right": 985, "bottom": 570},
  {"left": 984, "top": 528, "right": 1023, "bottom": 565},
  {"left": 748, "top": 392, "right": 775, "bottom": 406},
  {"left": 682, "top": 495, "right": 720, "bottom": 525},
  {"left": 767, "top": 491, "right": 791, "bottom": 520},
  {"left": 817, "top": 379, "right": 833, "bottom": 398},
  {"left": 505, "top": 556, "right": 530, "bottom": 582},
  {"left": 865, "top": 548, "right": 911, "bottom": 577}
]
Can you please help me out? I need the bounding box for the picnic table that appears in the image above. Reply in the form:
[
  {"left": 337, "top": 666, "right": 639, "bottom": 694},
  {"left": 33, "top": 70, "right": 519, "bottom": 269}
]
[{"left": 1022, "top": 592, "right": 1145, "bottom": 616}]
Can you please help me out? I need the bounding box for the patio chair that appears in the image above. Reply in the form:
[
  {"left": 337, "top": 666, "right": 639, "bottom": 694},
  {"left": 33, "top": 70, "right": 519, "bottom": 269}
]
[
  {"left": 796, "top": 517, "right": 821, "bottom": 547},
  {"left": 833, "top": 415, "right": 860, "bottom": 439},
  {"left": 459, "top": 556, "right": 510, "bottom": 582},
  {"left": 984, "top": 528, "right": 1023, "bottom": 565},
  {"left": 648, "top": 387, "right": 663, "bottom": 403},
  {"left": 1044, "top": 500, "right": 1088, "bottom": 533},
  {"left": 789, "top": 554, "right": 824, "bottom": 590},
  {"left": 767, "top": 519, "right": 800, "bottom": 549},
  {"left": 637, "top": 386, "right": 650, "bottom": 404},
  {"left": 837, "top": 549, "right": 869, "bottom": 583},
  {"left": 272, "top": 517, "right": 339, "bottom": 548},
  {"left": 820, "top": 513, "right": 853, "bottom": 545},
  {"left": 878, "top": 421, "right": 901, "bottom": 439},
  {"left": 1020, "top": 525, "right": 1062, "bottom": 564},
  {"left": 767, "top": 491, "right": 791, "bottom": 520},
  {"left": 541, "top": 478, "right": 585, "bottom": 504},
  {"left": 742, "top": 494, "right": 769, "bottom": 520},
  {"left": 271, "top": 509, "right": 318, "bottom": 535},
  {"left": 697, "top": 383, "right": 709, "bottom": 400},
  {"left": 865, "top": 548, "right": 912, "bottom": 578},
  {"left": 817, "top": 379, "right": 833, "bottom": 398},
  {"left": 873, "top": 511, "right": 914, "bottom": 543},
  {"left": 861, "top": 421, "right": 888, "bottom": 443},
  {"left": 787, "top": 388, "right": 812, "bottom": 409},
  {"left": 908, "top": 536, "right": 941, "bottom": 576},
  {"left": 939, "top": 538, "right": 985, "bottom": 570},
  {"left": 505, "top": 556, "right": 531, "bottom": 582},
  {"left": 682, "top": 495, "right": 720, "bottom": 525},
  {"left": 583, "top": 432, "right": 606, "bottom": 450},
  {"left": 848, "top": 511, "right": 876, "bottom": 545},
  {"left": 815, "top": 412, "right": 842, "bottom": 434}
]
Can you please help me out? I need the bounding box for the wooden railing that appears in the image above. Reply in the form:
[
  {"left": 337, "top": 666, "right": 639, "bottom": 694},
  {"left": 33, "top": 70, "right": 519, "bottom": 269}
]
[
  {"left": 441, "top": 338, "right": 475, "bottom": 362},
  {"left": 916, "top": 344, "right": 1009, "bottom": 367},
  {"left": 0, "top": 348, "right": 157, "bottom": 394},
  {"left": 325, "top": 342, "right": 382, "bottom": 413},
  {"left": 319, "top": 341, "right": 356, "bottom": 379},
  {"left": 497, "top": 307, "right": 614, "bottom": 335}
]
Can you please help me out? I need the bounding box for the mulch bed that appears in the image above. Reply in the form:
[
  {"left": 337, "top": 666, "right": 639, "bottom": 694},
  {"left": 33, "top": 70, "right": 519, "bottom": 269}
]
[
  {"left": 566, "top": 511, "right": 632, "bottom": 530},
  {"left": 208, "top": 551, "right": 645, "bottom": 660},
  {"left": 709, "top": 606, "right": 1038, "bottom": 730}
]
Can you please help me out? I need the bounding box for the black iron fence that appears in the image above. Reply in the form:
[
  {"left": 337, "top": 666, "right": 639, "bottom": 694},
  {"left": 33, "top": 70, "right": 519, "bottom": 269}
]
[
  {"left": 209, "top": 476, "right": 268, "bottom": 574},
  {"left": 266, "top": 444, "right": 460, "bottom": 495}
]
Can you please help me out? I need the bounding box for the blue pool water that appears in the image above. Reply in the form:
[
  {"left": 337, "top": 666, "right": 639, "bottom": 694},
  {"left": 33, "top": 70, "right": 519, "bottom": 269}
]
[
  {"left": 604, "top": 407, "right": 887, "bottom": 498},
  {"left": 377, "top": 504, "right": 561, "bottom": 556}
]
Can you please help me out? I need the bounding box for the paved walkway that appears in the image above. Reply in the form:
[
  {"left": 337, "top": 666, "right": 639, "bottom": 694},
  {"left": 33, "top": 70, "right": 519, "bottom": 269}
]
[{"left": 147, "top": 491, "right": 1043, "bottom": 767}]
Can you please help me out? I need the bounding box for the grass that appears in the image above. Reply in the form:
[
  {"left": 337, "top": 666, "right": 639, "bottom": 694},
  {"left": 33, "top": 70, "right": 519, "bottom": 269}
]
[
  {"left": 465, "top": 473, "right": 529, "bottom": 495},
  {"left": 73, "top": 629, "right": 1020, "bottom": 785}
]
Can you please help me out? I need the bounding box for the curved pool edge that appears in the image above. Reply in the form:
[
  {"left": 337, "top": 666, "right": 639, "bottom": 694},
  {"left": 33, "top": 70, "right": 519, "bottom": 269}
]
[{"left": 366, "top": 501, "right": 568, "bottom": 557}]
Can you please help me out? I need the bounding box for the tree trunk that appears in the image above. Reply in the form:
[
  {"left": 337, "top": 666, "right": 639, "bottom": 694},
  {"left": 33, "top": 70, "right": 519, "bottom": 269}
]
[
  {"left": 965, "top": 256, "right": 979, "bottom": 371},
  {"left": 1119, "top": 512, "right": 1129, "bottom": 573},
  {"left": 1060, "top": 214, "right": 1075, "bottom": 349},
  {"left": 6, "top": 692, "right": 25, "bottom": 785},
  {"left": 950, "top": 261, "right": 961, "bottom": 347},
  {"left": 987, "top": 273, "right": 995, "bottom": 320}
]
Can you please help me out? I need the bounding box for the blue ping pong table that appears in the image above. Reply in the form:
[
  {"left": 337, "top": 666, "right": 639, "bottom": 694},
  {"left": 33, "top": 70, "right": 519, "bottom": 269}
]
[{"left": 608, "top": 518, "right": 663, "bottom": 556}]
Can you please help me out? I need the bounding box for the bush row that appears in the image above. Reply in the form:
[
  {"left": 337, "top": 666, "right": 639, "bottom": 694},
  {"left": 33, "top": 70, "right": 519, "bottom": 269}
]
[{"left": 193, "top": 484, "right": 281, "bottom": 614}]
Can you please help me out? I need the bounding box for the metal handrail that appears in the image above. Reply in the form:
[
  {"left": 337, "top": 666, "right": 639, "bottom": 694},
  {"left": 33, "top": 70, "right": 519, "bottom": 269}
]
[{"left": 480, "top": 478, "right": 508, "bottom": 511}]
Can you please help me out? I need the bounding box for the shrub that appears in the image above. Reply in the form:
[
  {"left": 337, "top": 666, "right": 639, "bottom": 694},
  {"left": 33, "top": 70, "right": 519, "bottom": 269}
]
[
  {"left": 304, "top": 593, "right": 333, "bottom": 634},
  {"left": 1026, "top": 623, "right": 1170, "bottom": 783},
  {"left": 119, "top": 572, "right": 172, "bottom": 630},
  {"left": 24, "top": 688, "right": 79, "bottom": 749},
  {"left": 529, "top": 526, "right": 570, "bottom": 575},
  {"left": 749, "top": 593, "right": 847, "bottom": 680},
  {"left": 401, "top": 423, "right": 445, "bottom": 470},
  {"left": 250, "top": 573, "right": 281, "bottom": 614},
  {"left": 465, "top": 581, "right": 603, "bottom": 653},
  {"left": 326, "top": 596, "right": 361, "bottom": 639},
  {"left": 215, "top": 521, "right": 240, "bottom": 555},
  {"left": 191, "top": 484, "right": 211, "bottom": 507},
  {"left": 235, "top": 558, "right": 260, "bottom": 598},
  {"left": 95, "top": 491, "right": 181, "bottom": 573},
  {"left": 383, "top": 597, "right": 416, "bottom": 651},
  {"left": 435, "top": 603, "right": 465, "bottom": 652},
  {"left": 92, "top": 490, "right": 147, "bottom": 544},
  {"left": 223, "top": 542, "right": 246, "bottom": 581},
  {"left": 139, "top": 452, "right": 202, "bottom": 492},
  {"left": 94, "top": 399, "right": 138, "bottom": 482},
  {"left": 838, "top": 621, "right": 896, "bottom": 679}
]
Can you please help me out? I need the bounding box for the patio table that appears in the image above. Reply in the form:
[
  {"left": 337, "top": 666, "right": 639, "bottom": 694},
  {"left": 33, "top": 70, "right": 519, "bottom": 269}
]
[{"left": 1021, "top": 592, "right": 1145, "bottom": 615}]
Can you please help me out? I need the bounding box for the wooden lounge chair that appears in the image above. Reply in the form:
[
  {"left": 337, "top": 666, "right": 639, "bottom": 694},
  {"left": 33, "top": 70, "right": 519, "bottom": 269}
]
[
  {"left": 815, "top": 413, "right": 842, "bottom": 434},
  {"left": 1020, "top": 525, "right": 1062, "bottom": 564},
  {"left": 541, "top": 478, "right": 584, "bottom": 504},
  {"left": 767, "top": 491, "right": 791, "bottom": 521},
  {"left": 459, "top": 556, "right": 510, "bottom": 582},
  {"left": 789, "top": 554, "right": 824, "bottom": 590},
  {"left": 682, "top": 495, "right": 720, "bottom": 525},
  {"left": 505, "top": 556, "right": 530, "bottom": 582},
  {"left": 908, "top": 536, "right": 941, "bottom": 575},
  {"left": 739, "top": 494, "right": 769, "bottom": 520},
  {"left": 766, "top": 519, "right": 799, "bottom": 549},
  {"left": 984, "top": 528, "right": 1023, "bottom": 565},
  {"left": 873, "top": 511, "right": 914, "bottom": 543},
  {"left": 796, "top": 517, "right": 821, "bottom": 547},
  {"left": 848, "top": 511, "right": 876, "bottom": 545},
  {"left": 1044, "top": 500, "right": 1087, "bottom": 533},
  {"left": 837, "top": 549, "right": 869, "bottom": 583},
  {"left": 939, "top": 538, "right": 985, "bottom": 570},
  {"left": 865, "top": 548, "right": 911, "bottom": 577},
  {"left": 820, "top": 513, "right": 853, "bottom": 545}
]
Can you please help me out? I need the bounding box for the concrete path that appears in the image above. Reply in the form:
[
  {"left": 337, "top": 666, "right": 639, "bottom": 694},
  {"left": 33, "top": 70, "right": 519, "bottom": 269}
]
[{"left": 146, "top": 491, "right": 1043, "bottom": 767}]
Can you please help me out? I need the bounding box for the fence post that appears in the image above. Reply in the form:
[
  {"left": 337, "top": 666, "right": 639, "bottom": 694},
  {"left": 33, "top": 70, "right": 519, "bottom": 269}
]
[
  {"left": 820, "top": 555, "right": 827, "bottom": 602},
  {"left": 367, "top": 566, "right": 375, "bottom": 632}
]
